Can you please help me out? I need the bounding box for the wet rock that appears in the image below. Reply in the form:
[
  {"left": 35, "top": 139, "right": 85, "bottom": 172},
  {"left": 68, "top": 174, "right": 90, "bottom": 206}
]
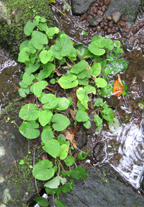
[
  {"left": 108, "top": 20, "right": 113, "bottom": 28},
  {"left": 97, "top": 10, "right": 103, "bottom": 16},
  {"left": 112, "top": 11, "right": 121, "bottom": 23},
  {"left": 97, "top": 26, "right": 101, "bottom": 32},
  {"left": 75, "top": 128, "right": 88, "bottom": 149},
  {"left": 93, "top": 142, "right": 106, "bottom": 162},
  {"left": 104, "top": 0, "right": 141, "bottom": 22},
  {"left": 89, "top": 15, "right": 103, "bottom": 26},
  {"left": 50, "top": 166, "right": 144, "bottom": 207},
  {"left": 71, "top": 0, "right": 96, "bottom": 15}
]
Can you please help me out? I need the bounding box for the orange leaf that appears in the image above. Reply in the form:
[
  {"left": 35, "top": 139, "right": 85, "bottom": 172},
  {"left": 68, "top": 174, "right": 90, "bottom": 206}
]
[
  {"left": 113, "top": 74, "right": 124, "bottom": 97},
  {"left": 65, "top": 130, "right": 77, "bottom": 149}
]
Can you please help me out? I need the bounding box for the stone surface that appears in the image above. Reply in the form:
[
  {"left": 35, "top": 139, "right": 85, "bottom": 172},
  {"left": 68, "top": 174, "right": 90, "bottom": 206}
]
[
  {"left": 49, "top": 166, "right": 144, "bottom": 207},
  {"left": 71, "top": 0, "right": 96, "bottom": 15},
  {"left": 89, "top": 15, "right": 103, "bottom": 26},
  {"left": 104, "top": 0, "right": 141, "bottom": 22},
  {"left": 0, "top": 1, "right": 9, "bottom": 23},
  {"left": 112, "top": 11, "right": 121, "bottom": 23}
]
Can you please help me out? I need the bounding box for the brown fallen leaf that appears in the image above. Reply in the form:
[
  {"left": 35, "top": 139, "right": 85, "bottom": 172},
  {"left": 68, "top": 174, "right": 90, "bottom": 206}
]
[
  {"left": 70, "top": 109, "right": 75, "bottom": 120},
  {"left": 65, "top": 130, "right": 77, "bottom": 149}
]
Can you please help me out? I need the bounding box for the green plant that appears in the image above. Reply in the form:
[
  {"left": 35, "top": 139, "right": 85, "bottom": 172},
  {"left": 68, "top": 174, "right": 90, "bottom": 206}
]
[{"left": 18, "top": 16, "right": 128, "bottom": 206}]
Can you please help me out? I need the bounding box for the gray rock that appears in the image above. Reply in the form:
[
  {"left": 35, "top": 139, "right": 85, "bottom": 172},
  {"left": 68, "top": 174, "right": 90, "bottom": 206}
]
[
  {"left": 71, "top": 0, "right": 96, "bottom": 15},
  {"left": 104, "top": 0, "right": 141, "bottom": 22},
  {"left": 49, "top": 166, "right": 144, "bottom": 207},
  {"left": 112, "top": 11, "right": 121, "bottom": 23},
  {"left": 0, "top": 1, "right": 9, "bottom": 22},
  {"left": 89, "top": 15, "right": 103, "bottom": 26}
]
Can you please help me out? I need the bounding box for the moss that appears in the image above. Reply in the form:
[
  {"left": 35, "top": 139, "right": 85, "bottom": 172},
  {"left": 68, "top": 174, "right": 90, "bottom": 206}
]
[
  {"left": 0, "top": 0, "right": 56, "bottom": 59},
  {"left": 6, "top": 148, "right": 44, "bottom": 206}
]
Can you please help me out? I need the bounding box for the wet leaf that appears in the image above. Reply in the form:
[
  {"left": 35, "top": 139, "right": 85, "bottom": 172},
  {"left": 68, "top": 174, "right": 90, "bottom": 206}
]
[
  {"left": 44, "top": 176, "right": 61, "bottom": 189},
  {"left": 93, "top": 115, "right": 103, "bottom": 129},
  {"left": 113, "top": 74, "right": 124, "bottom": 97},
  {"left": 18, "top": 87, "right": 30, "bottom": 98},
  {"left": 46, "top": 27, "right": 59, "bottom": 39},
  {"left": 83, "top": 120, "right": 91, "bottom": 129},
  {"left": 22, "top": 72, "right": 35, "bottom": 85},
  {"left": 84, "top": 85, "right": 96, "bottom": 94},
  {"left": 94, "top": 98, "right": 103, "bottom": 107},
  {"left": 102, "top": 108, "right": 114, "bottom": 121},
  {"left": 108, "top": 117, "right": 120, "bottom": 133},
  {"left": 32, "top": 160, "right": 55, "bottom": 181},
  {"left": 78, "top": 151, "right": 90, "bottom": 160}
]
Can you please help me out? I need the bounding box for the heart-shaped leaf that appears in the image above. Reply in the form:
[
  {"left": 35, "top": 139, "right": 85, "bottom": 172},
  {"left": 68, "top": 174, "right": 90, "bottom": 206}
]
[
  {"left": 31, "top": 31, "right": 48, "bottom": 50},
  {"left": 19, "top": 104, "right": 39, "bottom": 120},
  {"left": 95, "top": 78, "right": 107, "bottom": 88},
  {"left": 32, "top": 160, "right": 55, "bottom": 181},
  {"left": 52, "top": 114, "right": 70, "bottom": 131},
  {"left": 58, "top": 144, "right": 68, "bottom": 160},
  {"left": 76, "top": 88, "right": 88, "bottom": 109},
  {"left": 39, "top": 50, "right": 53, "bottom": 64},
  {"left": 30, "top": 81, "right": 48, "bottom": 97},
  {"left": 38, "top": 109, "right": 53, "bottom": 126},
  {"left": 76, "top": 111, "right": 89, "bottom": 122},
  {"left": 70, "top": 60, "right": 88, "bottom": 75},
  {"left": 41, "top": 94, "right": 58, "bottom": 109},
  {"left": 57, "top": 98, "right": 70, "bottom": 110},
  {"left": 41, "top": 125, "right": 54, "bottom": 144},
  {"left": 43, "top": 139, "right": 60, "bottom": 158},
  {"left": 58, "top": 74, "right": 78, "bottom": 89},
  {"left": 19, "top": 121, "right": 40, "bottom": 139},
  {"left": 38, "top": 63, "right": 55, "bottom": 81},
  {"left": 91, "top": 63, "right": 101, "bottom": 77}
]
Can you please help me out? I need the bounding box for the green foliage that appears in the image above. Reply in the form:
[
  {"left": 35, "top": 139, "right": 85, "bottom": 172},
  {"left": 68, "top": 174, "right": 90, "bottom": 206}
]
[{"left": 17, "top": 16, "right": 128, "bottom": 206}]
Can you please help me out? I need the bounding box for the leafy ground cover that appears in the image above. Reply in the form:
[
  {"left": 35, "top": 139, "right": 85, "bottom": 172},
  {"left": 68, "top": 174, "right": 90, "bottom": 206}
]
[{"left": 17, "top": 16, "right": 128, "bottom": 207}]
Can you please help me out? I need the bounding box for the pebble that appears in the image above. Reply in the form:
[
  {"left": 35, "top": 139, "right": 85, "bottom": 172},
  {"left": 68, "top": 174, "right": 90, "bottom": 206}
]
[
  {"left": 106, "top": 15, "right": 112, "bottom": 21},
  {"left": 102, "top": 6, "right": 106, "bottom": 12},
  {"left": 139, "top": 38, "right": 144, "bottom": 44},
  {"left": 112, "top": 11, "right": 122, "bottom": 23},
  {"left": 108, "top": 21, "right": 113, "bottom": 28},
  {"left": 118, "top": 21, "right": 126, "bottom": 27},
  {"left": 122, "top": 28, "right": 130, "bottom": 33},
  {"left": 132, "top": 26, "right": 139, "bottom": 34},
  {"left": 139, "top": 22, "right": 144, "bottom": 28},
  {"left": 97, "top": 26, "right": 101, "bottom": 32},
  {"left": 104, "top": 0, "right": 111, "bottom": 6},
  {"left": 97, "top": 10, "right": 103, "bottom": 16},
  {"left": 80, "top": 14, "right": 87, "bottom": 22}
]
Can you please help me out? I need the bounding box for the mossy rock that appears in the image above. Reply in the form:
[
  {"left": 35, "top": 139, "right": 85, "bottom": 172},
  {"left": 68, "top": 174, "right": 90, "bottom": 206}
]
[{"left": 0, "top": 0, "right": 56, "bottom": 59}]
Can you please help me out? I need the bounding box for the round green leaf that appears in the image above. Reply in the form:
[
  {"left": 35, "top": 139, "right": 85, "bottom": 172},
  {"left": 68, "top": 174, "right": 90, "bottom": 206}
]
[
  {"left": 93, "top": 115, "right": 103, "bottom": 129},
  {"left": 19, "top": 104, "right": 39, "bottom": 120},
  {"left": 22, "top": 72, "right": 35, "bottom": 85},
  {"left": 54, "top": 198, "right": 66, "bottom": 207},
  {"left": 18, "top": 87, "right": 30, "bottom": 98},
  {"left": 39, "top": 50, "right": 53, "bottom": 64},
  {"left": 31, "top": 31, "right": 48, "bottom": 50},
  {"left": 18, "top": 48, "right": 29, "bottom": 63},
  {"left": 84, "top": 85, "right": 96, "bottom": 95},
  {"left": 38, "top": 110, "right": 53, "bottom": 126},
  {"left": 32, "top": 160, "right": 55, "bottom": 181},
  {"left": 76, "top": 111, "right": 89, "bottom": 122},
  {"left": 42, "top": 139, "right": 60, "bottom": 158},
  {"left": 52, "top": 114, "right": 70, "bottom": 131},
  {"left": 38, "top": 63, "right": 55, "bottom": 81},
  {"left": 58, "top": 74, "right": 78, "bottom": 89},
  {"left": 24, "top": 21, "right": 36, "bottom": 36},
  {"left": 30, "top": 81, "right": 48, "bottom": 97},
  {"left": 41, "top": 125, "right": 53, "bottom": 144},
  {"left": 19, "top": 121, "right": 40, "bottom": 139},
  {"left": 33, "top": 197, "right": 49, "bottom": 207},
  {"left": 58, "top": 144, "right": 68, "bottom": 160},
  {"left": 57, "top": 98, "right": 70, "bottom": 110},
  {"left": 95, "top": 78, "right": 107, "bottom": 88},
  {"left": 41, "top": 94, "right": 58, "bottom": 109}
]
